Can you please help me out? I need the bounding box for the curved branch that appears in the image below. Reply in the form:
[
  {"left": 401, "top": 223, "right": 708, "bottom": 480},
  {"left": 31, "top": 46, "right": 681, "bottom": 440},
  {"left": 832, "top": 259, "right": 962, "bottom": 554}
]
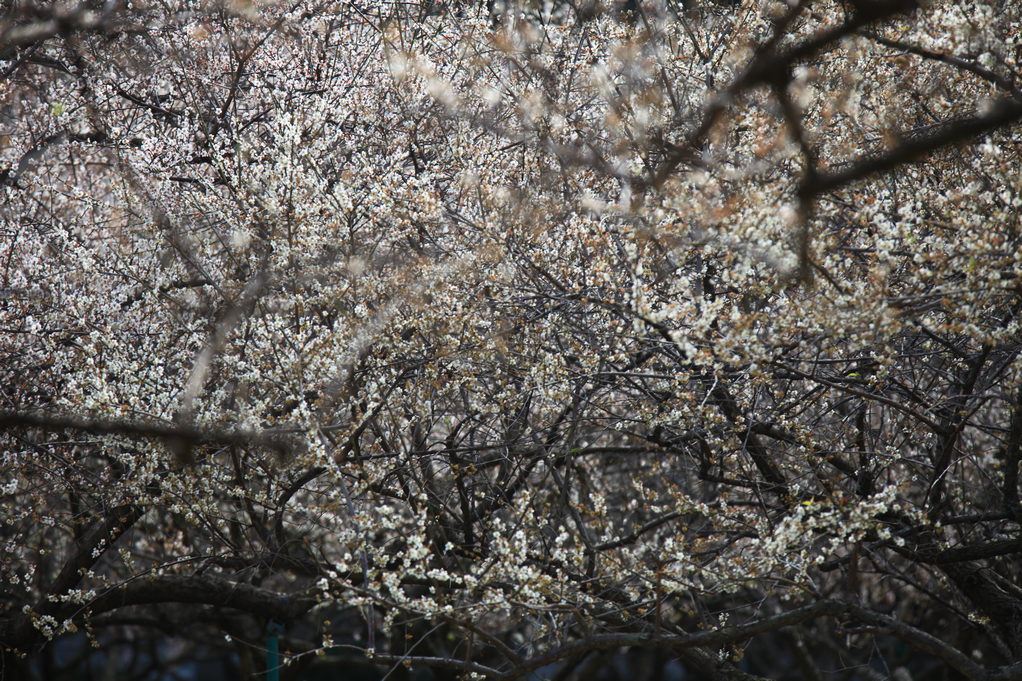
[
  {"left": 500, "top": 601, "right": 845, "bottom": 680},
  {"left": 844, "top": 604, "right": 986, "bottom": 680},
  {"left": 369, "top": 653, "right": 503, "bottom": 678},
  {"left": 83, "top": 575, "right": 317, "bottom": 622},
  {"left": 801, "top": 97, "right": 1022, "bottom": 198}
]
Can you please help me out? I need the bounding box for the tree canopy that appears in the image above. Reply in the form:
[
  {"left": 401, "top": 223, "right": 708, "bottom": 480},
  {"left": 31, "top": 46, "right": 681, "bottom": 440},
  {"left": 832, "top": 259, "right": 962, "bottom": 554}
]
[{"left": 2, "top": 0, "right": 1022, "bottom": 679}]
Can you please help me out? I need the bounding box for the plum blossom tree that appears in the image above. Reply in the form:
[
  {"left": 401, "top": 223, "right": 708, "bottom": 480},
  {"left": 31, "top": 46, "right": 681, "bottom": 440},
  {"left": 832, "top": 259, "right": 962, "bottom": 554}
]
[{"left": 2, "top": 0, "right": 1022, "bottom": 679}]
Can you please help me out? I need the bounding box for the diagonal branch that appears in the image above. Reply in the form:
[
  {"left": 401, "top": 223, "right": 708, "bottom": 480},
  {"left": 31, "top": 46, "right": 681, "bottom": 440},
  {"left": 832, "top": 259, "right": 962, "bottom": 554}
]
[
  {"left": 800, "top": 96, "right": 1022, "bottom": 198},
  {"left": 861, "top": 32, "right": 1022, "bottom": 99}
]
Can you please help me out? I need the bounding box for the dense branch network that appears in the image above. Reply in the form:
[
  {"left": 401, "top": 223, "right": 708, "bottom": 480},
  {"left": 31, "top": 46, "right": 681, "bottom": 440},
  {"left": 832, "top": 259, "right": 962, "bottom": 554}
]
[{"left": 2, "top": 0, "right": 1022, "bottom": 679}]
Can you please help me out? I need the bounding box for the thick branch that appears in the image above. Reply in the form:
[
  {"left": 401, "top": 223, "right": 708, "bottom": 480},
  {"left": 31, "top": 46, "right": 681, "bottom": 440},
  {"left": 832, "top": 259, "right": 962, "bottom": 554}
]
[
  {"left": 0, "top": 410, "right": 297, "bottom": 454},
  {"left": 500, "top": 601, "right": 844, "bottom": 680},
  {"left": 801, "top": 97, "right": 1022, "bottom": 198},
  {"left": 48, "top": 505, "right": 144, "bottom": 599},
  {"left": 844, "top": 604, "right": 986, "bottom": 680},
  {"left": 83, "top": 575, "right": 317, "bottom": 622},
  {"left": 0, "top": 6, "right": 142, "bottom": 60}
]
